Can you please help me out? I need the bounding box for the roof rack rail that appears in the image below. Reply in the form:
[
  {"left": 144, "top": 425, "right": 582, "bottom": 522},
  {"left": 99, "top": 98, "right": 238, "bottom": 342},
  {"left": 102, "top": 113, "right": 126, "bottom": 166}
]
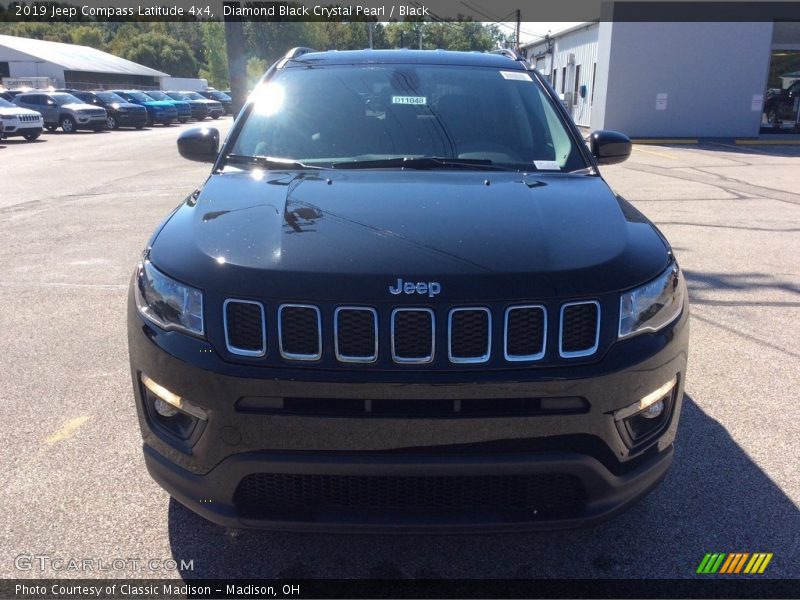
[
  {"left": 284, "top": 47, "right": 317, "bottom": 59},
  {"left": 490, "top": 48, "right": 526, "bottom": 62}
]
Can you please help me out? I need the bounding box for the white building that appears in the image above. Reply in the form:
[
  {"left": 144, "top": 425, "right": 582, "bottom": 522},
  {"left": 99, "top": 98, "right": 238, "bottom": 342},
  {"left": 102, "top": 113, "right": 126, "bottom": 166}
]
[
  {"left": 0, "top": 34, "right": 168, "bottom": 90},
  {"left": 522, "top": 21, "right": 800, "bottom": 137}
]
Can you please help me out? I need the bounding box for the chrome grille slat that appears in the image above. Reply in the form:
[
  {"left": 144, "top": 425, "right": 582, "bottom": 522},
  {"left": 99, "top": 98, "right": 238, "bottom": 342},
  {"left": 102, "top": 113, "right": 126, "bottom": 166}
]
[
  {"left": 391, "top": 308, "right": 435, "bottom": 364},
  {"left": 335, "top": 307, "right": 378, "bottom": 363},
  {"left": 448, "top": 308, "right": 491, "bottom": 363},
  {"left": 504, "top": 305, "right": 547, "bottom": 361},
  {"left": 278, "top": 304, "right": 322, "bottom": 361},
  {"left": 223, "top": 299, "right": 266, "bottom": 357},
  {"left": 559, "top": 301, "right": 601, "bottom": 358}
]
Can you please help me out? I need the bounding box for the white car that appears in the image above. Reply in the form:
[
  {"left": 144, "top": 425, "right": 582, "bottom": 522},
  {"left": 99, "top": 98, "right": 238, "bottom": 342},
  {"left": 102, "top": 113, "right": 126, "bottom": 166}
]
[{"left": 0, "top": 97, "right": 44, "bottom": 141}]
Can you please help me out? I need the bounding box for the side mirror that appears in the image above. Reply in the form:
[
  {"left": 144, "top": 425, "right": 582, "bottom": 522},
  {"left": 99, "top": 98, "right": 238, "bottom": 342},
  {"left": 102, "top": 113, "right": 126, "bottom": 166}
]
[
  {"left": 177, "top": 127, "right": 219, "bottom": 163},
  {"left": 589, "top": 130, "right": 632, "bottom": 165}
]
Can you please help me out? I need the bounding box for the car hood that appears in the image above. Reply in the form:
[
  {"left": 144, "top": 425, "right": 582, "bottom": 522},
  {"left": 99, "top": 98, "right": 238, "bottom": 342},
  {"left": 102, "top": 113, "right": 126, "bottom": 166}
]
[
  {"left": 110, "top": 102, "right": 144, "bottom": 110},
  {"left": 150, "top": 169, "right": 671, "bottom": 301},
  {"left": 141, "top": 100, "right": 175, "bottom": 108},
  {"left": 0, "top": 106, "right": 41, "bottom": 117},
  {"left": 63, "top": 102, "right": 102, "bottom": 111}
]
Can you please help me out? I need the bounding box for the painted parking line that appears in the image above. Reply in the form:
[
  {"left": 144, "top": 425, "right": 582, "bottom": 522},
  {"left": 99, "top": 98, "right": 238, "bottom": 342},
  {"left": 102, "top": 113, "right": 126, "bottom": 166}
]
[
  {"left": 734, "top": 139, "right": 800, "bottom": 145},
  {"left": 45, "top": 415, "right": 92, "bottom": 444},
  {"left": 633, "top": 146, "right": 680, "bottom": 160},
  {"left": 632, "top": 139, "right": 699, "bottom": 144}
]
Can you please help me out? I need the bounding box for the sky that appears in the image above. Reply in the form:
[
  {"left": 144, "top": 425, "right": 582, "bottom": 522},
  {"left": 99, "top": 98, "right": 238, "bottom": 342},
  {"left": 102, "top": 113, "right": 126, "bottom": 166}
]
[{"left": 491, "top": 22, "right": 585, "bottom": 46}]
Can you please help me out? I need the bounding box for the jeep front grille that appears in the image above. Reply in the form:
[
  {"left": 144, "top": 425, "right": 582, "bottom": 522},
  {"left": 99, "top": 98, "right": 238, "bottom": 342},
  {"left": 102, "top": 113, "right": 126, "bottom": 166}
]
[
  {"left": 391, "top": 308, "right": 435, "bottom": 363},
  {"left": 559, "top": 301, "right": 600, "bottom": 358},
  {"left": 448, "top": 308, "right": 491, "bottom": 363},
  {"left": 335, "top": 307, "right": 378, "bottom": 363},
  {"left": 504, "top": 305, "right": 547, "bottom": 361},
  {"left": 223, "top": 299, "right": 266, "bottom": 356},
  {"left": 221, "top": 299, "right": 602, "bottom": 365},
  {"left": 278, "top": 304, "right": 322, "bottom": 360}
]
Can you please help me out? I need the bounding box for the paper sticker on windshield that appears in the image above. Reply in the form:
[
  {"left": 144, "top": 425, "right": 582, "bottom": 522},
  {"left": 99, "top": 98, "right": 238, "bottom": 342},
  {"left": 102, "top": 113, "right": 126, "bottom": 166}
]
[
  {"left": 534, "top": 160, "right": 561, "bottom": 170},
  {"left": 392, "top": 96, "right": 427, "bottom": 106},
  {"left": 500, "top": 71, "right": 532, "bottom": 81}
]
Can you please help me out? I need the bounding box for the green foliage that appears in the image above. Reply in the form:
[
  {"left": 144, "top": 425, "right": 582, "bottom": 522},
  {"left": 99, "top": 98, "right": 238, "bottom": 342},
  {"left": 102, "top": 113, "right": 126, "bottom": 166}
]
[
  {"left": 71, "top": 25, "right": 103, "bottom": 49},
  {"left": 200, "top": 21, "right": 228, "bottom": 88},
  {"left": 117, "top": 31, "right": 198, "bottom": 77}
]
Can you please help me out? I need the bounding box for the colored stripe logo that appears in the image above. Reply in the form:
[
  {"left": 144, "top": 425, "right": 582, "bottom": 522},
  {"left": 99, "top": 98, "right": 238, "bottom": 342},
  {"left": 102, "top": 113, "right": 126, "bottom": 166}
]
[{"left": 696, "top": 553, "right": 773, "bottom": 574}]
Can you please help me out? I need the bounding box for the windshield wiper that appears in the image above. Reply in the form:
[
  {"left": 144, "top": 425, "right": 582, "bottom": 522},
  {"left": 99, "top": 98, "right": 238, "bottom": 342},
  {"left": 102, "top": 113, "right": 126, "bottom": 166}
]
[
  {"left": 329, "top": 157, "right": 510, "bottom": 171},
  {"left": 224, "top": 154, "right": 327, "bottom": 170}
]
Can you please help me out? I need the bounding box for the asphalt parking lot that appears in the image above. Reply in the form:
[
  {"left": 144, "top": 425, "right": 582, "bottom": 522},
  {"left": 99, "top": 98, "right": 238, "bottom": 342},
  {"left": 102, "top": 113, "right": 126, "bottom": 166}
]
[{"left": 0, "top": 126, "right": 798, "bottom": 581}]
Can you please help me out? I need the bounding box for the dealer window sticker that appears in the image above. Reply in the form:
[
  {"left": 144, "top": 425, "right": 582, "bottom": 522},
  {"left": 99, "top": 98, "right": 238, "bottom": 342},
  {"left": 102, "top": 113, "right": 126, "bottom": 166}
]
[
  {"left": 391, "top": 96, "right": 427, "bottom": 105},
  {"left": 500, "top": 71, "right": 533, "bottom": 81},
  {"left": 533, "top": 160, "right": 561, "bottom": 170}
]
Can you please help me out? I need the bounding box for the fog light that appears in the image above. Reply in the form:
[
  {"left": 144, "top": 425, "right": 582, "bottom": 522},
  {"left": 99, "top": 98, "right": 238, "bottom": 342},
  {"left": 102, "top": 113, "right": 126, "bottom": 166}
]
[
  {"left": 154, "top": 398, "right": 179, "bottom": 418},
  {"left": 641, "top": 399, "right": 665, "bottom": 419},
  {"left": 614, "top": 376, "right": 677, "bottom": 446},
  {"left": 614, "top": 377, "right": 676, "bottom": 422},
  {"left": 141, "top": 374, "right": 207, "bottom": 421}
]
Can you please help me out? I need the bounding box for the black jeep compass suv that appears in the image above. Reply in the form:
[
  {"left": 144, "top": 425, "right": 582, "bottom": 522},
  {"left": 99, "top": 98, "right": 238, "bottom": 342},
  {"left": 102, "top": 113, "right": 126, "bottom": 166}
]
[{"left": 128, "top": 48, "right": 689, "bottom": 531}]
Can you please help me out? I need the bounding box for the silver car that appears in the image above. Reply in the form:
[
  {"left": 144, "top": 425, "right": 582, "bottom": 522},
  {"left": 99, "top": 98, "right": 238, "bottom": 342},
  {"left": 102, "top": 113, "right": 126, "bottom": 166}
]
[{"left": 13, "top": 92, "right": 106, "bottom": 133}]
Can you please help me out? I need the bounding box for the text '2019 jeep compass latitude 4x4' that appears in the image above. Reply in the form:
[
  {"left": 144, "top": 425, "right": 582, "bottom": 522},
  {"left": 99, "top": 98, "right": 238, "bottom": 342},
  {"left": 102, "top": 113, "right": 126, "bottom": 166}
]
[{"left": 128, "top": 49, "right": 689, "bottom": 531}]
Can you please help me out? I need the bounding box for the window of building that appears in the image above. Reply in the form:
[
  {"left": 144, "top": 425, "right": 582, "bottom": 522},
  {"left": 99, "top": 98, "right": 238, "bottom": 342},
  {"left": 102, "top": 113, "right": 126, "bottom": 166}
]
[
  {"left": 561, "top": 67, "right": 566, "bottom": 93},
  {"left": 591, "top": 62, "right": 597, "bottom": 105},
  {"left": 552, "top": 69, "right": 557, "bottom": 91},
  {"left": 573, "top": 64, "right": 581, "bottom": 105}
]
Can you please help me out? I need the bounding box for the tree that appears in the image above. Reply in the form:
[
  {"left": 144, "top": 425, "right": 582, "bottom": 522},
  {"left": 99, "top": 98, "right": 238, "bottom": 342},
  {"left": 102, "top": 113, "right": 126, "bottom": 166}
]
[
  {"left": 118, "top": 31, "right": 198, "bottom": 77},
  {"left": 198, "top": 21, "right": 228, "bottom": 88},
  {"left": 71, "top": 26, "right": 104, "bottom": 50}
]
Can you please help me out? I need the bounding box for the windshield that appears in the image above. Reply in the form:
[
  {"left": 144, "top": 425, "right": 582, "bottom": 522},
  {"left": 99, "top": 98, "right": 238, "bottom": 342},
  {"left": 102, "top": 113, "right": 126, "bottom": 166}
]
[
  {"left": 229, "top": 64, "right": 586, "bottom": 171},
  {"left": 146, "top": 90, "right": 170, "bottom": 101},
  {"left": 52, "top": 93, "right": 83, "bottom": 106},
  {"left": 126, "top": 91, "right": 151, "bottom": 103},
  {"left": 96, "top": 92, "right": 126, "bottom": 104},
  {"left": 166, "top": 92, "right": 188, "bottom": 101},
  {"left": 183, "top": 92, "right": 204, "bottom": 100},
  {"left": 209, "top": 91, "right": 230, "bottom": 100},
  {"left": 0, "top": 98, "right": 13, "bottom": 108}
]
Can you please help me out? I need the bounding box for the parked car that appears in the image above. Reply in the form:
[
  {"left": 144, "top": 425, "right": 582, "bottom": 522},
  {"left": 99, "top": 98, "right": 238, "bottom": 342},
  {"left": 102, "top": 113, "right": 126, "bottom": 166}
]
[
  {"left": 0, "top": 96, "right": 44, "bottom": 141},
  {"left": 70, "top": 91, "right": 148, "bottom": 130},
  {"left": 129, "top": 48, "right": 688, "bottom": 531},
  {"left": 163, "top": 91, "right": 209, "bottom": 121},
  {"left": 110, "top": 90, "right": 178, "bottom": 126},
  {"left": 143, "top": 90, "right": 192, "bottom": 123},
  {"left": 197, "top": 89, "right": 233, "bottom": 114},
  {"left": 764, "top": 81, "right": 800, "bottom": 128},
  {"left": 13, "top": 92, "right": 106, "bottom": 133},
  {"left": 179, "top": 91, "right": 224, "bottom": 119}
]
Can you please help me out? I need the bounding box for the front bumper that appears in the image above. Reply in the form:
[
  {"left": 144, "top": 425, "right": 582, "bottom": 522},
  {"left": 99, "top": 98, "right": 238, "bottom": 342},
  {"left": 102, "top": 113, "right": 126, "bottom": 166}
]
[
  {"left": 117, "top": 112, "right": 148, "bottom": 127},
  {"left": 128, "top": 291, "right": 688, "bottom": 531}
]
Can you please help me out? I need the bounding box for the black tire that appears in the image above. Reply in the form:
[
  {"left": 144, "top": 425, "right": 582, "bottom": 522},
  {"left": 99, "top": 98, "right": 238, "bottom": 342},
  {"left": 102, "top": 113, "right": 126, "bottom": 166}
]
[
  {"left": 107, "top": 115, "right": 118, "bottom": 130},
  {"left": 60, "top": 115, "right": 76, "bottom": 133},
  {"left": 135, "top": 124, "right": 145, "bottom": 130},
  {"left": 211, "top": 114, "right": 220, "bottom": 120},
  {"left": 23, "top": 132, "right": 40, "bottom": 141}
]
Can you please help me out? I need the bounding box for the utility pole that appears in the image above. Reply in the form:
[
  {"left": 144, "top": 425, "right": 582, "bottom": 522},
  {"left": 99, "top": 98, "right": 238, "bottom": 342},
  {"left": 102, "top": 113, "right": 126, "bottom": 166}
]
[
  {"left": 515, "top": 9, "right": 521, "bottom": 51},
  {"left": 223, "top": 1, "right": 247, "bottom": 115}
]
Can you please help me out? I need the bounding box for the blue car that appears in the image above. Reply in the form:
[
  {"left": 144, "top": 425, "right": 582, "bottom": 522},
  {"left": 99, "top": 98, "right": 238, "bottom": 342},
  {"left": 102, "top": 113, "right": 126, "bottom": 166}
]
[
  {"left": 143, "top": 90, "right": 192, "bottom": 123},
  {"left": 110, "top": 90, "right": 178, "bottom": 126}
]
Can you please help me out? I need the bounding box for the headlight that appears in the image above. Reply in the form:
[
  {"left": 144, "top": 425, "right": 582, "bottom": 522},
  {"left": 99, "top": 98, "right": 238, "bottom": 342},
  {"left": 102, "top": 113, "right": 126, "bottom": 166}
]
[
  {"left": 134, "top": 260, "right": 204, "bottom": 337},
  {"left": 0, "top": 114, "right": 14, "bottom": 120},
  {"left": 619, "top": 263, "right": 685, "bottom": 339}
]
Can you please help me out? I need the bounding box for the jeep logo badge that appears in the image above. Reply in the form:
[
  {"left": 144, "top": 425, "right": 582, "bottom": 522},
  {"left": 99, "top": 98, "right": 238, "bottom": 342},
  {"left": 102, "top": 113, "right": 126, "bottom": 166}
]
[{"left": 389, "top": 278, "right": 441, "bottom": 298}]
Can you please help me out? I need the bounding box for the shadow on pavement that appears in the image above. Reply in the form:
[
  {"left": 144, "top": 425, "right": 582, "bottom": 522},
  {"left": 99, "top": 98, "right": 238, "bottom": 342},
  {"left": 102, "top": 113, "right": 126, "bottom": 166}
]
[{"left": 167, "top": 394, "right": 798, "bottom": 579}]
